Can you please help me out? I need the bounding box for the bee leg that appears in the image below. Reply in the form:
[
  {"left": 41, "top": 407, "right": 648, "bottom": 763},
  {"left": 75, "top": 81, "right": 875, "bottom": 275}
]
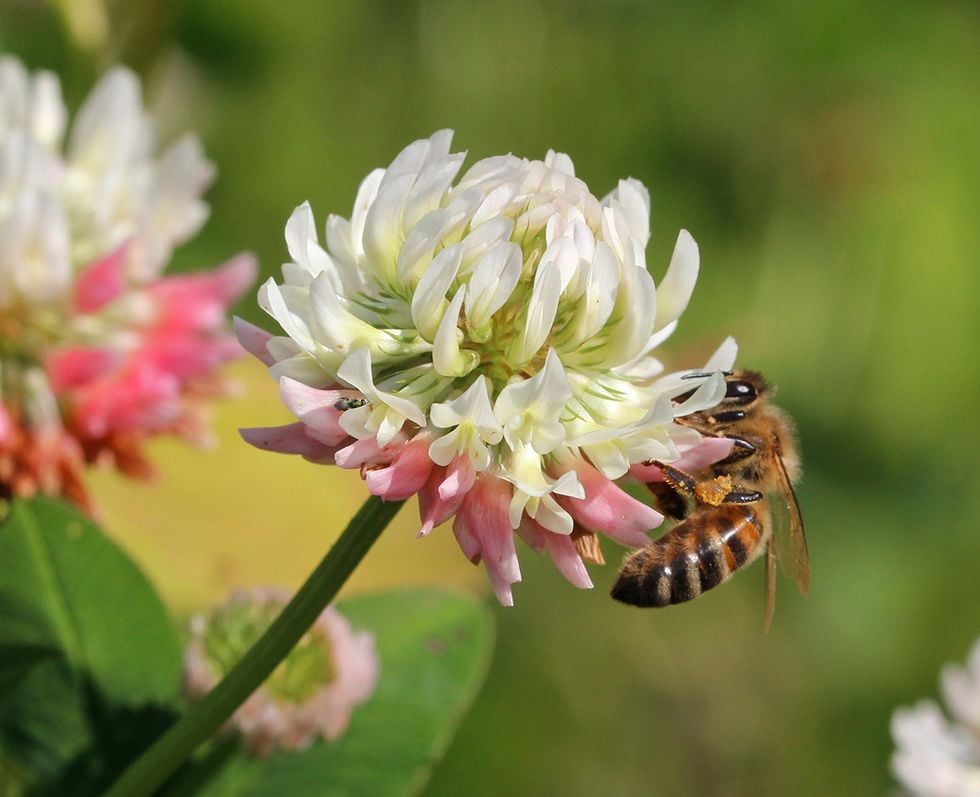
[
  {"left": 722, "top": 488, "right": 764, "bottom": 504},
  {"left": 655, "top": 462, "right": 757, "bottom": 509},
  {"left": 714, "top": 435, "right": 756, "bottom": 465},
  {"left": 645, "top": 480, "right": 690, "bottom": 520},
  {"left": 692, "top": 474, "right": 736, "bottom": 506},
  {"left": 653, "top": 462, "right": 698, "bottom": 496}
]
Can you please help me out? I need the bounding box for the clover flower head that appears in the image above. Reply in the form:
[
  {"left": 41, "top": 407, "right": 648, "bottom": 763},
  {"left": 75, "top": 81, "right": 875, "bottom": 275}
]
[
  {"left": 184, "top": 588, "right": 379, "bottom": 757},
  {"left": 240, "top": 130, "right": 736, "bottom": 604},
  {"left": 0, "top": 57, "right": 256, "bottom": 509},
  {"left": 891, "top": 639, "right": 980, "bottom": 796}
]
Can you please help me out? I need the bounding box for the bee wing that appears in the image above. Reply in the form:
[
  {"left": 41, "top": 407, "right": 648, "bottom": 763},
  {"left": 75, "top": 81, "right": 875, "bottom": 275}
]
[
  {"left": 764, "top": 538, "right": 776, "bottom": 632},
  {"left": 769, "top": 451, "right": 810, "bottom": 596}
]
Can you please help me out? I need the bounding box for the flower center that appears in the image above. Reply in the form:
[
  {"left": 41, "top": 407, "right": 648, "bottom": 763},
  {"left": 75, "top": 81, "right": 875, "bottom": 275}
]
[
  {"left": 202, "top": 597, "right": 336, "bottom": 704},
  {"left": 444, "top": 232, "right": 556, "bottom": 392}
]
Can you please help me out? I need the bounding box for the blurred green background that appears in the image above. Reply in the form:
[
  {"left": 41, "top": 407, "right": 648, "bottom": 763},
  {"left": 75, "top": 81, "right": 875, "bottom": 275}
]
[{"left": 2, "top": 1, "right": 978, "bottom": 794}]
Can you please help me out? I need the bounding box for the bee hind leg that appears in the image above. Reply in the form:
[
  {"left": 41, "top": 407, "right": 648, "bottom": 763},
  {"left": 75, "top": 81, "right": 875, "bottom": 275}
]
[{"left": 645, "top": 480, "right": 690, "bottom": 520}]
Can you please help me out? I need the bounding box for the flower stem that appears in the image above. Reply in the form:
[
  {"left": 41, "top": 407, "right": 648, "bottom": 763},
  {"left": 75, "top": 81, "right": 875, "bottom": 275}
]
[{"left": 104, "top": 495, "right": 404, "bottom": 797}]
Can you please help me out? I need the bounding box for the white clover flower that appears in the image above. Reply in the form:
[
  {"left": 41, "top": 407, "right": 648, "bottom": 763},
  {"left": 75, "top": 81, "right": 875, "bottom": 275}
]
[
  {"left": 892, "top": 639, "right": 980, "bottom": 797},
  {"left": 240, "top": 130, "right": 736, "bottom": 604},
  {"left": 184, "top": 588, "right": 379, "bottom": 758},
  {"left": 0, "top": 57, "right": 254, "bottom": 509}
]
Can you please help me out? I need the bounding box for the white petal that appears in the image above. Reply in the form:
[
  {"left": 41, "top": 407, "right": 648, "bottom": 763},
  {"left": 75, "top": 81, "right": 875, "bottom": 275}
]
[
  {"left": 705, "top": 335, "right": 739, "bottom": 371},
  {"left": 494, "top": 349, "right": 572, "bottom": 438},
  {"left": 428, "top": 428, "right": 463, "bottom": 466},
  {"left": 544, "top": 235, "right": 582, "bottom": 293},
  {"left": 30, "top": 70, "right": 66, "bottom": 151},
  {"left": 464, "top": 241, "right": 522, "bottom": 332},
  {"left": 604, "top": 178, "right": 650, "bottom": 248},
  {"left": 396, "top": 207, "right": 454, "bottom": 283},
  {"left": 411, "top": 244, "right": 462, "bottom": 340},
  {"left": 308, "top": 273, "right": 380, "bottom": 355},
  {"left": 259, "top": 277, "right": 314, "bottom": 350},
  {"left": 551, "top": 470, "right": 585, "bottom": 499},
  {"left": 336, "top": 348, "right": 425, "bottom": 426},
  {"left": 646, "top": 318, "right": 679, "bottom": 351},
  {"left": 673, "top": 372, "right": 728, "bottom": 416},
  {"left": 325, "top": 213, "right": 355, "bottom": 265},
  {"left": 458, "top": 216, "right": 515, "bottom": 271},
  {"left": 383, "top": 130, "right": 453, "bottom": 188},
  {"left": 403, "top": 152, "right": 465, "bottom": 229},
  {"left": 567, "top": 241, "right": 618, "bottom": 346},
  {"left": 349, "top": 168, "right": 385, "bottom": 260},
  {"left": 362, "top": 173, "right": 414, "bottom": 283},
  {"left": 268, "top": 353, "right": 334, "bottom": 388},
  {"left": 531, "top": 497, "right": 575, "bottom": 535},
  {"left": 543, "top": 149, "right": 575, "bottom": 175},
  {"left": 433, "top": 286, "right": 478, "bottom": 377},
  {"left": 510, "top": 262, "right": 561, "bottom": 365},
  {"left": 598, "top": 256, "right": 658, "bottom": 368},
  {"left": 430, "top": 376, "right": 501, "bottom": 437},
  {"left": 285, "top": 201, "right": 318, "bottom": 264},
  {"left": 655, "top": 229, "right": 699, "bottom": 331},
  {"left": 471, "top": 181, "right": 520, "bottom": 228}
]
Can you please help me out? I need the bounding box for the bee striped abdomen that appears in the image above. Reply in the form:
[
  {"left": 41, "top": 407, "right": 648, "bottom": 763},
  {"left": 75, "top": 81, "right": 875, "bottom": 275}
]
[{"left": 611, "top": 504, "right": 765, "bottom": 608}]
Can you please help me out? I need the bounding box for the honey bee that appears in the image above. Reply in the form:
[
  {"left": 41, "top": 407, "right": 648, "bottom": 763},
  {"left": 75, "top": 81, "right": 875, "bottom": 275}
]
[{"left": 611, "top": 370, "right": 809, "bottom": 625}]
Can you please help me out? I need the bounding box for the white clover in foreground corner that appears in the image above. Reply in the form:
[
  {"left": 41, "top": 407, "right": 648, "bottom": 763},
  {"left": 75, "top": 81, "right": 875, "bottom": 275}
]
[
  {"left": 238, "top": 130, "right": 737, "bottom": 605},
  {"left": 891, "top": 639, "right": 980, "bottom": 797},
  {"left": 184, "top": 588, "right": 379, "bottom": 758},
  {"left": 0, "top": 57, "right": 255, "bottom": 510}
]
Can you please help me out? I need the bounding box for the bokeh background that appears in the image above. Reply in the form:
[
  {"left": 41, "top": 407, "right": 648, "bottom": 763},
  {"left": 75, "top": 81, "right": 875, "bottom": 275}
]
[{"left": 2, "top": 1, "right": 978, "bottom": 794}]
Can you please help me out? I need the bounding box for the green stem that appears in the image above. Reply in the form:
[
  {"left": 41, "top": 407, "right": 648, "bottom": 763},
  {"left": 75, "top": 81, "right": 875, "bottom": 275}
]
[{"left": 103, "top": 495, "right": 404, "bottom": 797}]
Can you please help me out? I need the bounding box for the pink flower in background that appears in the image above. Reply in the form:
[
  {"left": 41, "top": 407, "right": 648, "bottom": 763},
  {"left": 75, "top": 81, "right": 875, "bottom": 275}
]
[
  {"left": 239, "top": 131, "right": 735, "bottom": 604},
  {"left": 0, "top": 57, "right": 256, "bottom": 509},
  {"left": 184, "top": 588, "right": 379, "bottom": 757}
]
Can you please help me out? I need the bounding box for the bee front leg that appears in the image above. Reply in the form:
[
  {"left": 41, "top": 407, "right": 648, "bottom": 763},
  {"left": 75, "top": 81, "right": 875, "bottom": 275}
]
[
  {"left": 654, "top": 462, "right": 751, "bottom": 508},
  {"left": 714, "top": 435, "right": 757, "bottom": 465}
]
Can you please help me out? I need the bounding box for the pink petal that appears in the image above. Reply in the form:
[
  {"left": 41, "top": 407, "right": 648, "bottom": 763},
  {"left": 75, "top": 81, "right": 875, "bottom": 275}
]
[
  {"left": 630, "top": 436, "right": 735, "bottom": 482},
  {"left": 234, "top": 317, "right": 276, "bottom": 366},
  {"left": 453, "top": 475, "right": 521, "bottom": 606},
  {"left": 518, "top": 519, "right": 593, "bottom": 589},
  {"left": 68, "top": 360, "right": 183, "bottom": 437},
  {"left": 0, "top": 404, "right": 12, "bottom": 445},
  {"left": 363, "top": 436, "right": 434, "bottom": 501},
  {"left": 240, "top": 423, "right": 338, "bottom": 463},
  {"left": 135, "top": 335, "right": 241, "bottom": 381},
  {"left": 206, "top": 253, "right": 259, "bottom": 303},
  {"left": 555, "top": 457, "right": 663, "bottom": 548},
  {"left": 147, "top": 253, "right": 257, "bottom": 332},
  {"left": 279, "top": 377, "right": 359, "bottom": 447},
  {"left": 46, "top": 347, "right": 120, "bottom": 392},
  {"left": 438, "top": 454, "right": 476, "bottom": 502},
  {"left": 74, "top": 243, "right": 129, "bottom": 313},
  {"left": 334, "top": 435, "right": 405, "bottom": 470},
  {"left": 417, "top": 455, "right": 476, "bottom": 537}
]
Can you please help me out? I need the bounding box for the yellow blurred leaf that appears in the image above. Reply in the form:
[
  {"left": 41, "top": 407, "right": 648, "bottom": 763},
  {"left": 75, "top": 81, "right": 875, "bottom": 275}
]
[{"left": 88, "top": 362, "right": 487, "bottom": 612}]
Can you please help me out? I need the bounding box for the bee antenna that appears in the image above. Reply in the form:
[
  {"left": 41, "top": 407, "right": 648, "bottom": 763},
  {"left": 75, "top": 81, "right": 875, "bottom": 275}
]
[{"left": 680, "top": 370, "right": 733, "bottom": 380}]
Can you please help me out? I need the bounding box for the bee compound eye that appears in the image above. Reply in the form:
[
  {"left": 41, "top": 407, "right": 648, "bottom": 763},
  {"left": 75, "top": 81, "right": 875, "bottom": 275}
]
[{"left": 724, "top": 379, "right": 758, "bottom": 404}]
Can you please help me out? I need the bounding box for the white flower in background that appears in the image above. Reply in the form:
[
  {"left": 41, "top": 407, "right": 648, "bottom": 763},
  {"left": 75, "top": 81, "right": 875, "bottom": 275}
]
[
  {"left": 891, "top": 639, "right": 980, "bottom": 797},
  {"left": 184, "top": 588, "right": 379, "bottom": 757},
  {"left": 0, "top": 57, "right": 255, "bottom": 509},
  {"left": 239, "top": 130, "right": 735, "bottom": 604}
]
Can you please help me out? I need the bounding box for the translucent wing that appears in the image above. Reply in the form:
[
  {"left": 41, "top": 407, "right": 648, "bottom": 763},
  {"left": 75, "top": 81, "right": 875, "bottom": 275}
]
[
  {"left": 769, "top": 445, "right": 810, "bottom": 597},
  {"left": 764, "top": 537, "right": 776, "bottom": 632}
]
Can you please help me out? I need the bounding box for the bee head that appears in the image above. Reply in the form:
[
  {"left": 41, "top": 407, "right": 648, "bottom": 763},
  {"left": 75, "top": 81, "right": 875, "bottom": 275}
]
[{"left": 724, "top": 371, "right": 770, "bottom": 405}]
